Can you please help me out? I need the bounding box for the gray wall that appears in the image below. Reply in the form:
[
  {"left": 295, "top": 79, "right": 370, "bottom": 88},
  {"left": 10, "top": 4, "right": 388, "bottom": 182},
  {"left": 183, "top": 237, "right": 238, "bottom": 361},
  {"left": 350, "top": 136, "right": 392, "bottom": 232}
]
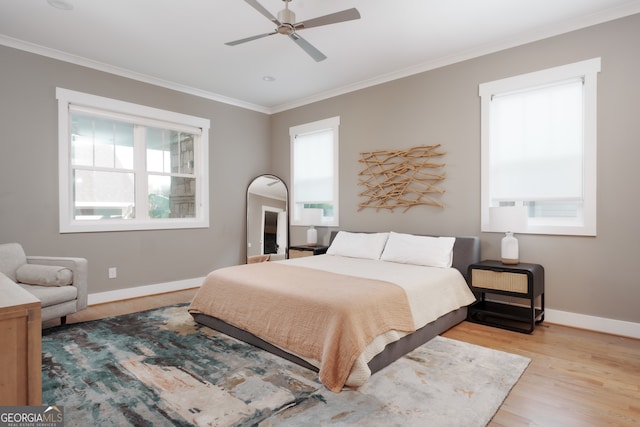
[
  {"left": 271, "top": 14, "right": 640, "bottom": 324},
  {"left": 0, "top": 45, "right": 271, "bottom": 294}
]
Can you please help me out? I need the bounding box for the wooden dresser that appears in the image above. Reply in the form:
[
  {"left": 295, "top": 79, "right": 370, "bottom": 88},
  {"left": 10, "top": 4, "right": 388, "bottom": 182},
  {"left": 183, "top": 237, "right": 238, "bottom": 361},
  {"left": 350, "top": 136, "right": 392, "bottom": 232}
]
[{"left": 0, "top": 279, "right": 42, "bottom": 405}]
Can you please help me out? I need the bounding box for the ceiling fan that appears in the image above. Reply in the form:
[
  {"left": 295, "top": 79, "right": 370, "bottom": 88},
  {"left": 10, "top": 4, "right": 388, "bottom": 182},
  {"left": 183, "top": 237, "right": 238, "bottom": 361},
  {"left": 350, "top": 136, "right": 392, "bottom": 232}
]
[{"left": 226, "top": 0, "right": 361, "bottom": 62}]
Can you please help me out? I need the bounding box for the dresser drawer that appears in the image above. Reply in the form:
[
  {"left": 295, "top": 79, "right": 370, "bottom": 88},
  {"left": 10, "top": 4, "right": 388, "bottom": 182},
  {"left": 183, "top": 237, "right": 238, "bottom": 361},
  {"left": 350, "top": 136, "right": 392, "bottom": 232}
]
[{"left": 471, "top": 269, "right": 528, "bottom": 294}]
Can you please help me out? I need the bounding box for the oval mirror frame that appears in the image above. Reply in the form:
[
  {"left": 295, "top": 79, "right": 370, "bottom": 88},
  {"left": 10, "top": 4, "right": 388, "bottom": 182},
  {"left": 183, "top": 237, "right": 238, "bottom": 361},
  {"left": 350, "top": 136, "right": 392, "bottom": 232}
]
[{"left": 246, "top": 174, "right": 288, "bottom": 263}]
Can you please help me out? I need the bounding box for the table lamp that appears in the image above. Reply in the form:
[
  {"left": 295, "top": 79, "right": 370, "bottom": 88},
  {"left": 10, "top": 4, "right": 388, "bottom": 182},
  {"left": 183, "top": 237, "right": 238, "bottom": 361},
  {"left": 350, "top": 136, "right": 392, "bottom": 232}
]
[
  {"left": 489, "top": 206, "right": 528, "bottom": 264},
  {"left": 301, "top": 208, "right": 323, "bottom": 246}
]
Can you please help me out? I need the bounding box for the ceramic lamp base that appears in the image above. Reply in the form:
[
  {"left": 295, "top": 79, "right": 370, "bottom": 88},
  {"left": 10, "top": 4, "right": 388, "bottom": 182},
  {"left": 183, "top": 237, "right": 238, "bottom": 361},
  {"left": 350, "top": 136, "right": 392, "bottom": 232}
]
[
  {"left": 501, "top": 231, "right": 519, "bottom": 265},
  {"left": 306, "top": 226, "right": 317, "bottom": 246}
]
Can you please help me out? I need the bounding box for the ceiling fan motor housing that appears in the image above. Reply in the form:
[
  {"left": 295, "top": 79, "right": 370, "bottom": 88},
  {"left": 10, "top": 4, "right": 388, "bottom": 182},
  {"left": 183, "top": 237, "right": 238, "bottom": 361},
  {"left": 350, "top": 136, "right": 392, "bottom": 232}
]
[{"left": 278, "top": 8, "right": 295, "bottom": 26}]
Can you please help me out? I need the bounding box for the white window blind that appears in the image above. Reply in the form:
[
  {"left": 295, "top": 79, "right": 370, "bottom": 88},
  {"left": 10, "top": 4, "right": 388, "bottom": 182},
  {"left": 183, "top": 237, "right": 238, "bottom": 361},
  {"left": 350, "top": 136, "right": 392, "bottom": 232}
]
[
  {"left": 290, "top": 116, "right": 339, "bottom": 227},
  {"left": 489, "top": 79, "right": 584, "bottom": 202},
  {"left": 293, "top": 128, "right": 334, "bottom": 204}
]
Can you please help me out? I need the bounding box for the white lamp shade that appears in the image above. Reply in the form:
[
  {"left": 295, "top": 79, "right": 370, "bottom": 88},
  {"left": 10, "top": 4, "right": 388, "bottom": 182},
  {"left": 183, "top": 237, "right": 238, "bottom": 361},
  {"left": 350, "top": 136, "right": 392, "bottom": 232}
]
[
  {"left": 489, "top": 206, "right": 528, "bottom": 232},
  {"left": 301, "top": 208, "right": 323, "bottom": 226}
]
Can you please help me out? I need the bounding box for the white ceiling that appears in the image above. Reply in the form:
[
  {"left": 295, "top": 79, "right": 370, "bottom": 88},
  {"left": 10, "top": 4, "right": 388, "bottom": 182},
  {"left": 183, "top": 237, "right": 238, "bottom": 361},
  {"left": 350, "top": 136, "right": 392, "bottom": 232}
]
[{"left": 2, "top": 0, "right": 639, "bottom": 113}]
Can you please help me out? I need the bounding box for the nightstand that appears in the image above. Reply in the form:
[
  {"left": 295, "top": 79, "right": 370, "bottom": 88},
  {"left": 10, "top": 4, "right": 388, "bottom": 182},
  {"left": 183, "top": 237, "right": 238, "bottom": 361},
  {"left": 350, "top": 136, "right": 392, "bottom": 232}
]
[
  {"left": 467, "top": 260, "right": 544, "bottom": 334},
  {"left": 288, "top": 245, "right": 329, "bottom": 258}
]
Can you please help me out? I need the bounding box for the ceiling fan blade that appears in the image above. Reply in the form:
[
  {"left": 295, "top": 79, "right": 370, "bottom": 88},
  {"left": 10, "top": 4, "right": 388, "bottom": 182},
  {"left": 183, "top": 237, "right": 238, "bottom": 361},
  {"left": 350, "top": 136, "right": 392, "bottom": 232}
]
[
  {"left": 294, "top": 8, "right": 360, "bottom": 30},
  {"left": 244, "top": 0, "right": 280, "bottom": 25},
  {"left": 225, "top": 31, "right": 276, "bottom": 46},
  {"left": 288, "top": 33, "right": 327, "bottom": 62}
]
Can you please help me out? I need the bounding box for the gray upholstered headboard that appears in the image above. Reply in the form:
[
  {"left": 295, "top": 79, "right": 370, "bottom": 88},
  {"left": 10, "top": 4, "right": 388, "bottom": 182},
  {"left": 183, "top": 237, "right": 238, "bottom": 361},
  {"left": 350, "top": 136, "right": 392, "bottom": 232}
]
[{"left": 328, "top": 231, "right": 480, "bottom": 284}]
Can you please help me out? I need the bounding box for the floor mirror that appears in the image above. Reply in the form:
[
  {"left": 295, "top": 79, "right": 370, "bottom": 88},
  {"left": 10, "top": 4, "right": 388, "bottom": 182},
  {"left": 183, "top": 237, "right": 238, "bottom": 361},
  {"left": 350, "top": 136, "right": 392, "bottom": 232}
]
[{"left": 246, "top": 174, "right": 288, "bottom": 263}]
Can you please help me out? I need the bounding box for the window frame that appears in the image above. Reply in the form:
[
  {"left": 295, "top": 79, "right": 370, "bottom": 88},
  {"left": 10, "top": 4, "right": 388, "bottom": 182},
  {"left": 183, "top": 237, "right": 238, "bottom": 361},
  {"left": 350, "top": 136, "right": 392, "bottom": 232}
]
[
  {"left": 56, "top": 87, "right": 210, "bottom": 233},
  {"left": 479, "top": 58, "right": 600, "bottom": 236},
  {"left": 289, "top": 116, "right": 340, "bottom": 227}
]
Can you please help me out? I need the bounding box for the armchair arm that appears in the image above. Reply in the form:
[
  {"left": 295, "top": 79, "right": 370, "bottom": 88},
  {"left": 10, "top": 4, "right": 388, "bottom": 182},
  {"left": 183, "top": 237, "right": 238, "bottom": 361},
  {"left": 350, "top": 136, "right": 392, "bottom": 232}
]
[{"left": 26, "top": 256, "right": 88, "bottom": 310}]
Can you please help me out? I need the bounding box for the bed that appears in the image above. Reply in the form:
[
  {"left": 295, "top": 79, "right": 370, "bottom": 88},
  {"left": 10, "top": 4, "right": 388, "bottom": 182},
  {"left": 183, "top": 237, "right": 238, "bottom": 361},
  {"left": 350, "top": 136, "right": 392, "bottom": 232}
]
[{"left": 188, "top": 231, "right": 479, "bottom": 392}]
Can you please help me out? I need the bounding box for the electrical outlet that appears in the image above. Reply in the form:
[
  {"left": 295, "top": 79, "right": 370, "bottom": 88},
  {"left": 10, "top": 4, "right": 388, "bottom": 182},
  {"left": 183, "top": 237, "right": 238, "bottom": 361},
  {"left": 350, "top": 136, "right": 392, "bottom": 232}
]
[{"left": 108, "top": 267, "right": 117, "bottom": 279}]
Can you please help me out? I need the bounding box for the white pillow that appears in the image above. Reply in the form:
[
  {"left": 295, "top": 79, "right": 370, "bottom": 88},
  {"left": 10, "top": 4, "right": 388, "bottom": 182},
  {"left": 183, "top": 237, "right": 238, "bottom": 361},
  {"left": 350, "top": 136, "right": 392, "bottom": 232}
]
[
  {"left": 16, "top": 264, "right": 74, "bottom": 287},
  {"left": 380, "top": 232, "right": 456, "bottom": 268},
  {"left": 326, "top": 231, "right": 389, "bottom": 260}
]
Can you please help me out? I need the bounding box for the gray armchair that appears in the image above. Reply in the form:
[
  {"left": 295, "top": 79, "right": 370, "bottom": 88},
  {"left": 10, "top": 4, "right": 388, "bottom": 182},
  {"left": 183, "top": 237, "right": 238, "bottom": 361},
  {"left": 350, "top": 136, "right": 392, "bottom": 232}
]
[{"left": 0, "top": 243, "right": 88, "bottom": 325}]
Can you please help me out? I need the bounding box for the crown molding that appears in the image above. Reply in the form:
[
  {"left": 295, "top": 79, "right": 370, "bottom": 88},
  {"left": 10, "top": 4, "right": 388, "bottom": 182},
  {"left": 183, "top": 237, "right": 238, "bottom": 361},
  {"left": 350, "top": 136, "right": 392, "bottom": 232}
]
[{"left": 0, "top": 35, "right": 270, "bottom": 114}]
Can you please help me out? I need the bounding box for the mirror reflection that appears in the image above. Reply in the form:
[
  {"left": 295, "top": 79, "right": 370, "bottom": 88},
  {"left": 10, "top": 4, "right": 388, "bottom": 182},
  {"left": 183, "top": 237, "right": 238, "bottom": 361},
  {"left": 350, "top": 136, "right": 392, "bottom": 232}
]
[{"left": 247, "top": 175, "right": 288, "bottom": 263}]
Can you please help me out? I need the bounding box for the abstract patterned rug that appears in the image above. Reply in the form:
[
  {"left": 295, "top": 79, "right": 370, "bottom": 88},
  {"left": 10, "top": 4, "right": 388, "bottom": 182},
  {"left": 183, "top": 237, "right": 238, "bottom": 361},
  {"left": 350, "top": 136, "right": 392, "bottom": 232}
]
[{"left": 42, "top": 304, "right": 530, "bottom": 426}]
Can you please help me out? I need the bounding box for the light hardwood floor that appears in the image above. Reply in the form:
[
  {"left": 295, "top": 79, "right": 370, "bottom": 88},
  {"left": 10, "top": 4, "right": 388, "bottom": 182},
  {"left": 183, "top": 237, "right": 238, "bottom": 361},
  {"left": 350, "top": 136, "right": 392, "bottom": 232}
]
[{"left": 45, "top": 289, "right": 640, "bottom": 426}]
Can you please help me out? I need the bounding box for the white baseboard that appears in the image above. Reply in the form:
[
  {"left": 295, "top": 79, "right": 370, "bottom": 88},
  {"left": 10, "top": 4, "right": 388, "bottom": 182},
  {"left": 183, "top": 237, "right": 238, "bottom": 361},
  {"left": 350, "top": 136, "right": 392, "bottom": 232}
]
[
  {"left": 545, "top": 308, "right": 640, "bottom": 339},
  {"left": 88, "top": 277, "right": 204, "bottom": 306},
  {"left": 88, "top": 279, "right": 640, "bottom": 339}
]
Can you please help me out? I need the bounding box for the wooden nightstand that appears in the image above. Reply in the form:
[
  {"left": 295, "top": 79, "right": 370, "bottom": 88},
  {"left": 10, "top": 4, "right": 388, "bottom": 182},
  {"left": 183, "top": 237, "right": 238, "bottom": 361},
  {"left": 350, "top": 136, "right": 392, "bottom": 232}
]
[
  {"left": 467, "top": 260, "right": 544, "bottom": 334},
  {"left": 288, "top": 245, "right": 329, "bottom": 258}
]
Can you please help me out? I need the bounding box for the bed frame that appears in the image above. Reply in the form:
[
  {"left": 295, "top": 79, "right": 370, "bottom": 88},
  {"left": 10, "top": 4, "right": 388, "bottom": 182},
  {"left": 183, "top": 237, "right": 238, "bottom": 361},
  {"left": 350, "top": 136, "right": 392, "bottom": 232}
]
[{"left": 192, "top": 233, "right": 480, "bottom": 377}]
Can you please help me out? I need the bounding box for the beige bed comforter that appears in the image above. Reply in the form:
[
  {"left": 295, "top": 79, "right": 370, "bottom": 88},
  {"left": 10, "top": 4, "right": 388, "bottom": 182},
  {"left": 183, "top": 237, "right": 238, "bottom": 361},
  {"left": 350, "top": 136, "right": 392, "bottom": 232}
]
[{"left": 188, "top": 262, "right": 415, "bottom": 392}]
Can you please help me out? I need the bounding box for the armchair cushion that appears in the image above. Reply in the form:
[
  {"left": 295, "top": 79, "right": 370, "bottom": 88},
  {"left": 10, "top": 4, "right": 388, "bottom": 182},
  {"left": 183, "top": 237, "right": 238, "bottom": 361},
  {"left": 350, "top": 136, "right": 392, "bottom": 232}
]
[
  {"left": 19, "top": 283, "right": 78, "bottom": 307},
  {"left": 16, "top": 264, "right": 73, "bottom": 287}
]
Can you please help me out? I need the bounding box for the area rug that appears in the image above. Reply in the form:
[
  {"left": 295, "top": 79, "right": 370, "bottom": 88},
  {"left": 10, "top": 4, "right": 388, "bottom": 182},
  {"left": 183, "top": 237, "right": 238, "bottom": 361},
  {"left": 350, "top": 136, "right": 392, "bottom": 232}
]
[{"left": 42, "top": 303, "right": 530, "bottom": 427}]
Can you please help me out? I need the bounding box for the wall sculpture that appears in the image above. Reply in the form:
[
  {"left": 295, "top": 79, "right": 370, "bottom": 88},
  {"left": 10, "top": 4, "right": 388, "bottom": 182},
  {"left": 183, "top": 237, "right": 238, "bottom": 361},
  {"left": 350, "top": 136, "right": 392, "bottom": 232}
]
[{"left": 358, "top": 144, "right": 446, "bottom": 212}]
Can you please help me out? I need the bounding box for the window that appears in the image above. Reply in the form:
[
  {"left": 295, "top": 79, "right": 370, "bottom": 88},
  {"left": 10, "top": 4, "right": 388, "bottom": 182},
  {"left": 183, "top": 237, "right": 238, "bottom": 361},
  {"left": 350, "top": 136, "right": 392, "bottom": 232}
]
[
  {"left": 290, "top": 116, "right": 340, "bottom": 227},
  {"left": 57, "top": 88, "right": 210, "bottom": 233},
  {"left": 479, "top": 58, "right": 600, "bottom": 236}
]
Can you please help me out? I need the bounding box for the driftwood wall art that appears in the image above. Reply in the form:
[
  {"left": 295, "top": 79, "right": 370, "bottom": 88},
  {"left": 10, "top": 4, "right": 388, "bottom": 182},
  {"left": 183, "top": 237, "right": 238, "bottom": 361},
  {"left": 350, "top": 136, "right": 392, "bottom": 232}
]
[{"left": 358, "top": 144, "right": 446, "bottom": 212}]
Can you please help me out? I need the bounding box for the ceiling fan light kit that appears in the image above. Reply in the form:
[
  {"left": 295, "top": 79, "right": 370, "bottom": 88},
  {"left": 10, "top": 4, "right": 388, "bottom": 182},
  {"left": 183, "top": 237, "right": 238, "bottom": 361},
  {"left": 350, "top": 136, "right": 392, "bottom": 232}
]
[{"left": 226, "top": 0, "right": 361, "bottom": 62}]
